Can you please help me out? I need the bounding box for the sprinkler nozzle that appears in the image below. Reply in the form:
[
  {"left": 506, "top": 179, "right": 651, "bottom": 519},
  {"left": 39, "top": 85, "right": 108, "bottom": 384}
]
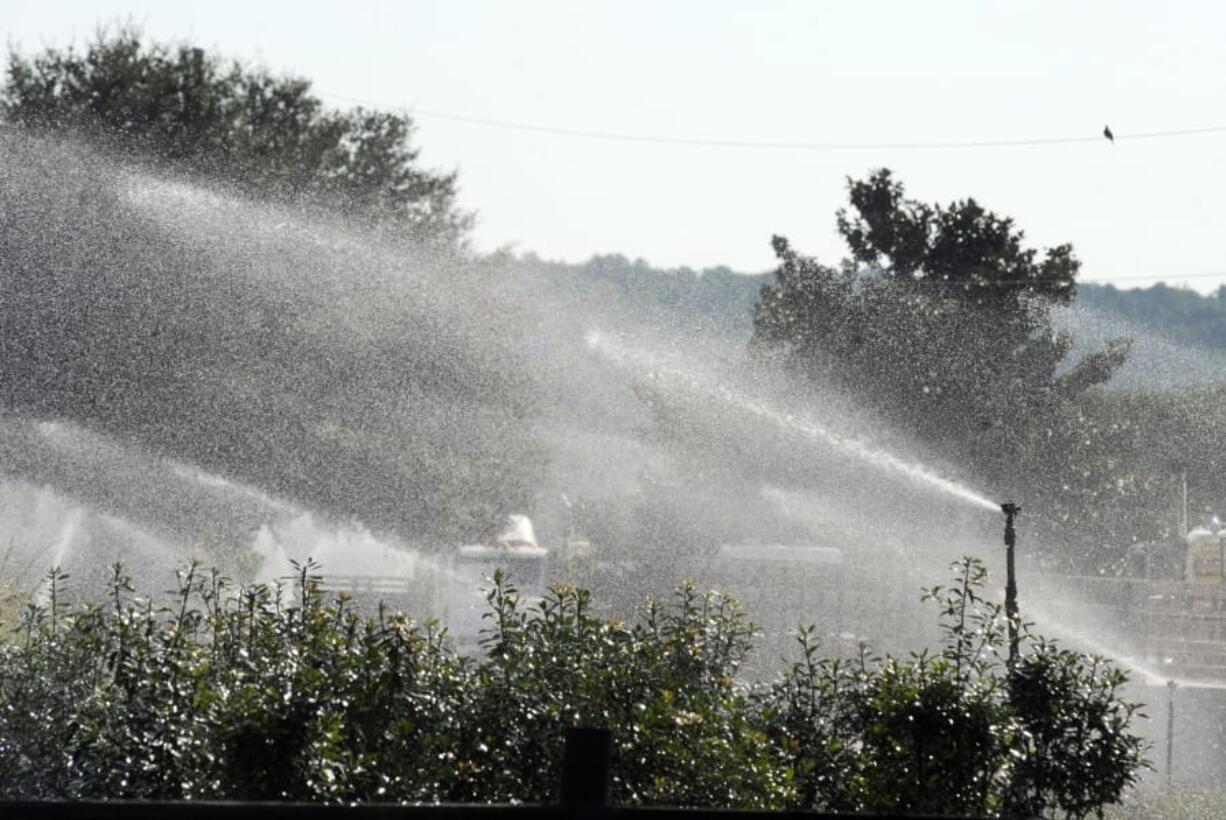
[{"left": 1001, "top": 501, "right": 1020, "bottom": 518}]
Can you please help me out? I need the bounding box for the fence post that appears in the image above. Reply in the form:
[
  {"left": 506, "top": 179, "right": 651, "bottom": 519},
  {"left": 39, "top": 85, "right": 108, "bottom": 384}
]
[{"left": 561, "top": 726, "right": 612, "bottom": 812}]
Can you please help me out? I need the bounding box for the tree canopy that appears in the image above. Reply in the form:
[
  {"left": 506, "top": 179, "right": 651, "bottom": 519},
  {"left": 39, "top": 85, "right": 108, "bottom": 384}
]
[
  {"left": 0, "top": 33, "right": 535, "bottom": 547},
  {"left": 3, "top": 29, "right": 471, "bottom": 246},
  {"left": 836, "top": 169, "right": 1079, "bottom": 305},
  {"left": 752, "top": 170, "right": 1133, "bottom": 558}
]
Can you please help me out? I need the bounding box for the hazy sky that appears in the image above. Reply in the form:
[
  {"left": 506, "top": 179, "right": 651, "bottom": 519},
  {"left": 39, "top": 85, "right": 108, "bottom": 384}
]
[{"left": 6, "top": 1, "right": 1226, "bottom": 291}]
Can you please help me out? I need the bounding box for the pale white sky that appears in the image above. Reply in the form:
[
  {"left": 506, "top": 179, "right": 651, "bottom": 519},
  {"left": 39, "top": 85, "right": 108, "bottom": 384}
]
[{"left": 5, "top": 1, "right": 1226, "bottom": 291}]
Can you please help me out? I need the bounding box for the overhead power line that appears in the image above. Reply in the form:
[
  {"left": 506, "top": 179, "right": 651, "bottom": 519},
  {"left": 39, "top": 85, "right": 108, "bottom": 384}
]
[
  {"left": 408, "top": 114, "right": 1226, "bottom": 151},
  {"left": 315, "top": 89, "right": 1226, "bottom": 287},
  {"left": 319, "top": 90, "right": 1226, "bottom": 151}
]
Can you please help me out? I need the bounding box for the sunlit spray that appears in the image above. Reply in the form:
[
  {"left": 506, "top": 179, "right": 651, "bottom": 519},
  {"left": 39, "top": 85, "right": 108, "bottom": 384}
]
[{"left": 585, "top": 330, "right": 999, "bottom": 512}]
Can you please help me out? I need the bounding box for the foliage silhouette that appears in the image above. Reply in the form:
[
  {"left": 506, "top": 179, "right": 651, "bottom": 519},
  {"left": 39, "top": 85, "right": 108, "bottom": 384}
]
[
  {"left": 0, "top": 559, "right": 1143, "bottom": 817},
  {"left": 3, "top": 28, "right": 470, "bottom": 247},
  {"left": 752, "top": 171, "right": 1136, "bottom": 564}
]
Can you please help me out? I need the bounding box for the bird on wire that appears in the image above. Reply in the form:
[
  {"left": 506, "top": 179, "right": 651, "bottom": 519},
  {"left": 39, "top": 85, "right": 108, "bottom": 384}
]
[{"left": 1103, "top": 124, "right": 1114, "bottom": 142}]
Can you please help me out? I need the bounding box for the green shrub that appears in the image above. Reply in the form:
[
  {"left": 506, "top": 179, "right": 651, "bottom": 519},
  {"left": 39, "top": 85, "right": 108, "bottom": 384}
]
[
  {"left": 757, "top": 557, "right": 1145, "bottom": 818},
  {"left": 0, "top": 557, "right": 1143, "bottom": 817}
]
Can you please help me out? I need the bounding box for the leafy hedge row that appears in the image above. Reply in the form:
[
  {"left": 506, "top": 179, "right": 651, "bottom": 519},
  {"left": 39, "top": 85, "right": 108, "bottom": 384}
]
[{"left": 0, "top": 558, "right": 1143, "bottom": 817}]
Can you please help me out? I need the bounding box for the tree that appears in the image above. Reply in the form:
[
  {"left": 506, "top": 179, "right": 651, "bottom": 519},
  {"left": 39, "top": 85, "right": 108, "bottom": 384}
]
[
  {"left": 752, "top": 170, "right": 1132, "bottom": 561},
  {"left": 2, "top": 28, "right": 471, "bottom": 246},
  {"left": 835, "top": 169, "right": 1079, "bottom": 305},
  {"left": 0, "top": 33, "right": 536, "bottom": 547}
]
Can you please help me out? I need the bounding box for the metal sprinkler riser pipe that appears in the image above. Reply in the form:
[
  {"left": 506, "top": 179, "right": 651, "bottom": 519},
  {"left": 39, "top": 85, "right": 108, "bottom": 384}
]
[{"left": 1001, "top": 502, "right": 1021, "bottom": 665}]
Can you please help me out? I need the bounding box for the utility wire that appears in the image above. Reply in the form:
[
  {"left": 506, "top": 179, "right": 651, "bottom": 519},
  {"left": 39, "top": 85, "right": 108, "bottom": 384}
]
[
  {"left": 317, "top": 89, "right": 1226, "bottom": 287},
  {"left": 319, "top": 89, "right": 1226, "bottom": 151}
]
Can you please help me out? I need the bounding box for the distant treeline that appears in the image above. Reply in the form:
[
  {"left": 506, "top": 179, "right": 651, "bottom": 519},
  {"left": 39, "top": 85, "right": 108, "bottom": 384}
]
[
  {"left": 540, "top": 253, "right": 1226, "bottom": 351},
  {"left": 514, "top": 252, "right": 770, "bottom": 341},
  {"left": 1079, "top": 283, "right": 1226, "bottom": 350}
]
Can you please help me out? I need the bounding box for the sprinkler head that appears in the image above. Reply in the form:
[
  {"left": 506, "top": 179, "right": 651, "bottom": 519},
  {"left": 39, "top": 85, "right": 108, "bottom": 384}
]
[{"left": 1000, "top": 501, "right": 1020, "bottom": 517}]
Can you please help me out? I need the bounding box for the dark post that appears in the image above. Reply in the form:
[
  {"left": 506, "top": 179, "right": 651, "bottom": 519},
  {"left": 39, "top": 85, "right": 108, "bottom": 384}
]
[
  {"left": 1001, "top": 502, "right": 1021, "bottom": 665},
  {"left": 561, "top": 727, "right": 612, "bottom": 810}
]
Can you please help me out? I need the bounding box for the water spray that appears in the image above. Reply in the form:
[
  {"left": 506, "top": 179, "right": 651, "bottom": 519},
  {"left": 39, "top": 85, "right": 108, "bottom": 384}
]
[
  {"left": 586, "top": 330, "right": 1001, "bottom": 512},
  {"left": 1001, "top": 501, "right": 1020, "bottom": 665}
]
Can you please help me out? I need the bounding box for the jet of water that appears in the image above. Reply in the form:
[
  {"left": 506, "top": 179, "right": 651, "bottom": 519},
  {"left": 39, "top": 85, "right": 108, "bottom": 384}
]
[{"left": 586, "top": 330, "right": 1000, "bottom": 513}]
